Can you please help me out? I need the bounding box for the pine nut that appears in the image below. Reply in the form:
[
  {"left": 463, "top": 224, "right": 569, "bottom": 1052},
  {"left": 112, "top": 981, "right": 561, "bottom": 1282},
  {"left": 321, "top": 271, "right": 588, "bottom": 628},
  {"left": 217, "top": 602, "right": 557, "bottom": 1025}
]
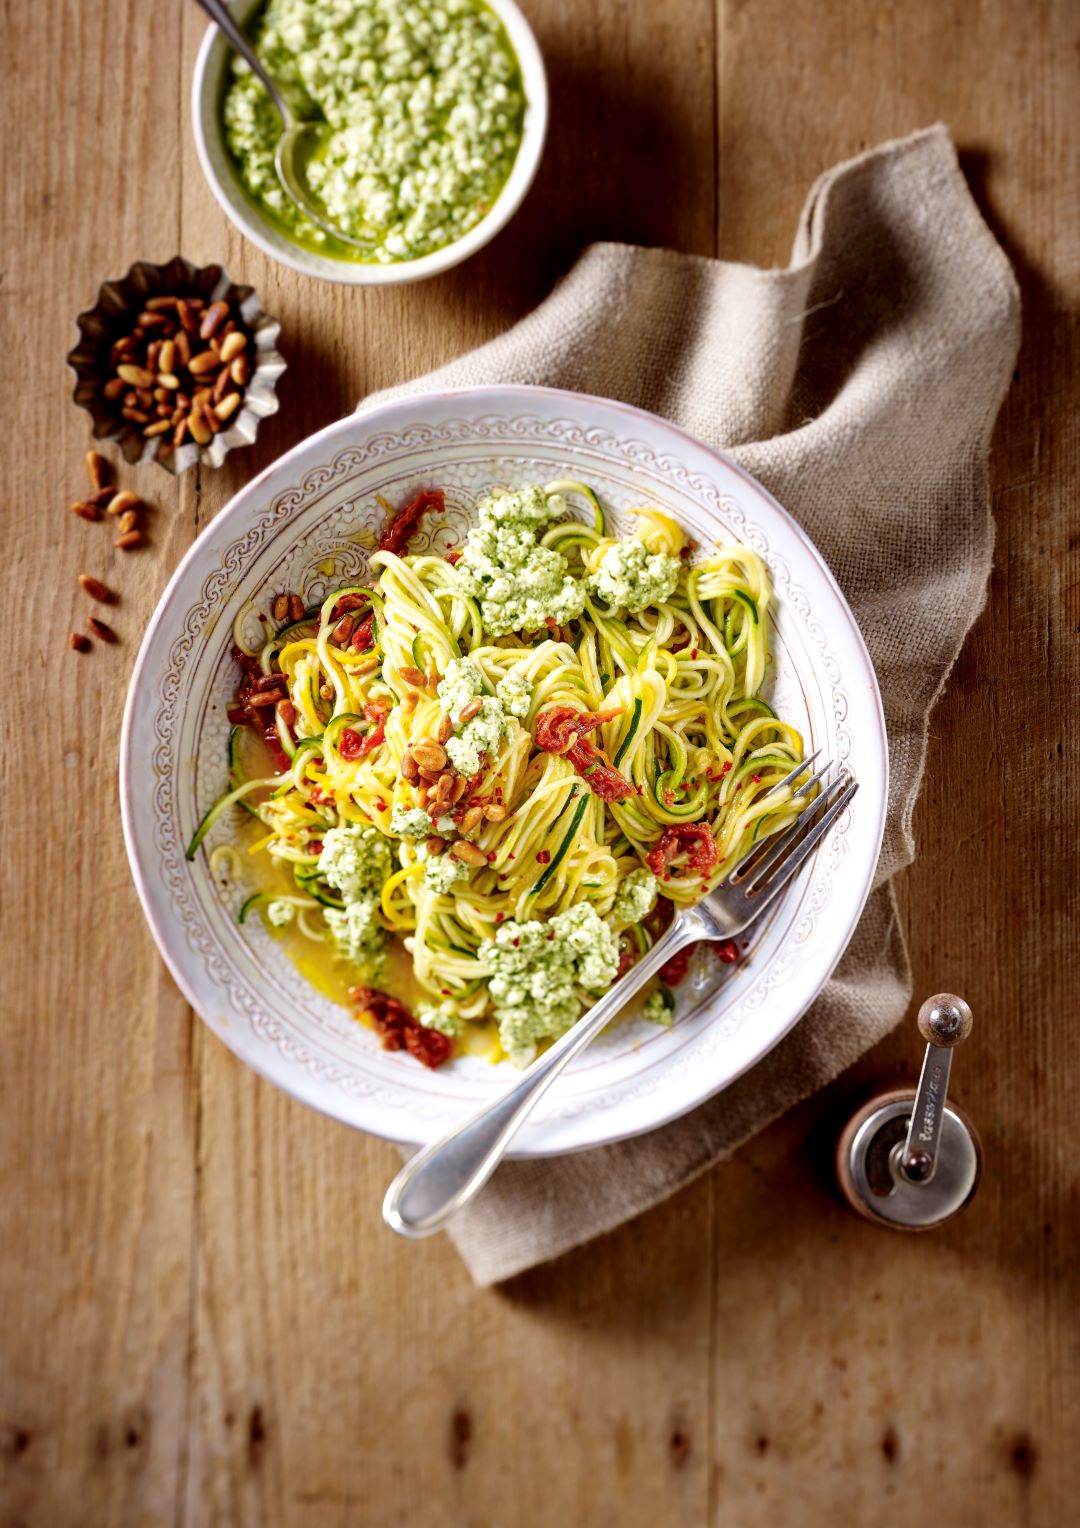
[
  {"left": 69, "top": 631, "right": 91, "bottom": 653},
  {"left": 157, "top": 373, "right": 180, "bottom": 390},
  {"left": 86, "top": 451, "right": 111, "bottom": 489},
  {"left": 459, "top": 806, "right": 483, "bottom": 836},
  {"left": 483, "top": 803, "right": 507, "bottom": 822},
  {"left": 188, "top": 413, "right": 212, "bottom": 446},
  {"left": 158, "top": 339, "right": 176, "bottom": 374},
  {"left": 424, "top": 835, "right": 447, "bottom": 856},
  {"left": 450, "top": 840, "right": 487, "bottom": 866},
  {"left": 230, "top": 355, "right": 250, "bottom": 386},
  {"left": 332, "top": 615, "right": 356, "bottom": 645},
  {"left": 272, "top": 594, "right": 290, "bottom": 622},
  {"left": 121, "top": 407, "right": 150, "bottom": 424},
  {"left": 188, "top": 350, "right": 219, "bottom": 376},
  {"left": 398, "top": 666, "right": 427, "bottom": 688},
  {"left": 459, "top": 697, "right": 482, "bottom": 723},
  {"left": 78, "top": 573, "right": 114, "bottom": 603},
  {"left": 219, "top": 331, "right": 247, "bottom": 363},
  {"left": 143, "top": 419, "right": 171, "bottom": 436},
  {"left": 103, "top": 377, "right": 127, "bottom": 401},
  {"left": 449, "top": 775, "right": 467, "bottom": 803},
  {"left": 117, "top": 509, "right": 139, "bottom": 535},
  {"left": 115, "top": 530, "right": 145, "bottom": 550},
  {"left": 199, "top": 301, "right": 230, "bottom": 340},
  {"left": 116, "top": 364, "right": 154, "bottom": 388},
  {"left": 87, "top": 616, "right": 117, "bottom": 643},
  {"left": 214, "top": 392, "right": 241, "bottom": 422},
  {"left": 435, "top": 716, "right": 453, "bottom": 744},
  {"left": 401, "top": 753, "right": 419, "bottom": 782},
  {"left": 410, "top": 738, "right": 448, "bottom": 772},
  {"left": 106, "top": 490, "right": 140, "bottom": 517},
  {"left": 71, "top": 500, "right": 102, "bottom": 522},
  {"left": 288, "top": 594, "right": 305, "bottom": 622}
]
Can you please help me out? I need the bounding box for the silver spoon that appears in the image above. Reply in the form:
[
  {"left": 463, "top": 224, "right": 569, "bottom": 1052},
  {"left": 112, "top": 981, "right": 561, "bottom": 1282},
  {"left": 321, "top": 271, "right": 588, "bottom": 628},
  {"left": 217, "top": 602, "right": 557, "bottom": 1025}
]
[{"left": 195, "top": 0, "right": 373, "bottom": 251}]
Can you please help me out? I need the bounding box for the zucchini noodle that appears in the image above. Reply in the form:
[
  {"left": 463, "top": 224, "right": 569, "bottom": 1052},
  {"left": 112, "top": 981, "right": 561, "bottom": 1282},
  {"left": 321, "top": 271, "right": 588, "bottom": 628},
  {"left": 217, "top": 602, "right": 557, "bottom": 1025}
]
[{"left": 190, "top": 484, "right": 808, "bottom": 1061}]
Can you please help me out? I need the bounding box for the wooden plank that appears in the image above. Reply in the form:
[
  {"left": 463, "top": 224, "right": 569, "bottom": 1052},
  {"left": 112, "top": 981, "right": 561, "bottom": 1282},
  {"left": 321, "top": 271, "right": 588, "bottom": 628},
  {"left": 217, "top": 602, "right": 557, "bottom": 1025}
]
[{"left": 0, "top": 4, "right": 195, "bottom": 1525}]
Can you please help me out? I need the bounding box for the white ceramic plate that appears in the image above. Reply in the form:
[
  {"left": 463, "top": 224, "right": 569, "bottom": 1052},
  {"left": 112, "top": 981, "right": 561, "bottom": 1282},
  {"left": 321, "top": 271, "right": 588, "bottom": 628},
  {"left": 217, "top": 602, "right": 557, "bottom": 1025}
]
[
  {"left": 192, "top": 0, "right": 548, "bottom": 286},
  {"left": 121, "top": 386, "right": 887, "bottom": 1154}
]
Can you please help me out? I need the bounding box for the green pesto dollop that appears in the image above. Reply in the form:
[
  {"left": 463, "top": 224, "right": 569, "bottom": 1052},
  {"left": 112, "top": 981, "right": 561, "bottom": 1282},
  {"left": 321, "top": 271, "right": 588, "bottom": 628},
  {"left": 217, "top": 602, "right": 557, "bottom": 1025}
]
[{"left": 221, "top": 0, "right": 526, "bottom": 265}]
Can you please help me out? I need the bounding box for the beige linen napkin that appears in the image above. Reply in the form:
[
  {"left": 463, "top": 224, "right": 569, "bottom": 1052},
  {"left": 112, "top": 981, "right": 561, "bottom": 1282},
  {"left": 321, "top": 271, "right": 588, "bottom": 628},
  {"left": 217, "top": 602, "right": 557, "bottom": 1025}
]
[{"left": 361, "top": 124, "right": 1019, "bottom": 1285}]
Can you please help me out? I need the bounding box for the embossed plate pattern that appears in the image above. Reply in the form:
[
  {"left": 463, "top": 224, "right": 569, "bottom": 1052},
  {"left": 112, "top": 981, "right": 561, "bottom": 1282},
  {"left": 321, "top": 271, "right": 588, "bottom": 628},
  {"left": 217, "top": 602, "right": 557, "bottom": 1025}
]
[{"left": 120, "top": 387, "right": 887, "bottom": 1154}]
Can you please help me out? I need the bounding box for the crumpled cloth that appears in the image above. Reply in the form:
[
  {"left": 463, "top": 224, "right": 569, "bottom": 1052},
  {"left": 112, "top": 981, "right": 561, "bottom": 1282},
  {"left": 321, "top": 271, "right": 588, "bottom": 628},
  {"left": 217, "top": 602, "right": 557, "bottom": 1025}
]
[{"left": 361, "top": 124, "right": 1020, "bottom": 1285}]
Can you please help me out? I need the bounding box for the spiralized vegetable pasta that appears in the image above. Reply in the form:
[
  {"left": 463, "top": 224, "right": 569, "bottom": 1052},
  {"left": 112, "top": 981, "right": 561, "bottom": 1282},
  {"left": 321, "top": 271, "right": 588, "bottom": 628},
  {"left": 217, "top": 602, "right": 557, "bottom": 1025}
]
[{"left": 189, "top": 482, "right": 808, "bottom": 1062}]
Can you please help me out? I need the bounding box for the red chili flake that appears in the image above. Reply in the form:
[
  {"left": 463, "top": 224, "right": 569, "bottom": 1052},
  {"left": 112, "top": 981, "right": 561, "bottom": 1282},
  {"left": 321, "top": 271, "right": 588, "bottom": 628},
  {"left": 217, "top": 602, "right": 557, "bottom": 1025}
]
[
  {"left": 722, "top": 761, "right": 732, "bottom": 775},
  {"left": 495, "top": 912, "right": 504, "bottom": 923},
  {"left": 486, "top": 852, "right": 497, "bottom": 862},
  {"left": 374, "top": 799, "right": 387, "bottom": 812},
  {"left": 309, "top": 840, "right": 323, "bottom": 854},
  {"left": 663, "top": 789, "right": 675, "bottom": 807},
  {"left": 690, "top": 647, "right": 698, "bottom": 659},
  {"left": 445, "top": 548, "right": 463, "bottom": 565},
  {"left": 751, "top": 773, "right": 762, "bottom": 783},
  {"left": 713, "top": 939, "right": 739, "bottom": 964},
  {"left": 646, "top": 824, "right": 718, "bottom": 877},
  {"left": 363, "top": 700, "right": 390, "bottom": 725},
  {"left": 350, "top": 612, "right": 376, "bottom": 652},
  {"left": 261, "top": 724, "right": 290, "bottom": 773},
  {"left": 378, "top": 487, "right": 445, "bottom": 556},
  {"left": 616, "top": 939, "right": 637, "bottom": 978},
  {"left": 536, "top": 850, "right": 551, "bottom": 864},
  {"left": 349, "top": 986, "right": 452, "bottom": 1069}
]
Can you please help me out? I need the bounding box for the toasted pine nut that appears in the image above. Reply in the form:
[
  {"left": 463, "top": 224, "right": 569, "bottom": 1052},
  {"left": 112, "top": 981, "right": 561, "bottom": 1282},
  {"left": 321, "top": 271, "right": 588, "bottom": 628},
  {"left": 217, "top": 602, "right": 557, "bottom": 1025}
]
[
  {"left": 69, "top": 631, "right": 91, "bottom": 653},
  {"left": 157, "top": 373, "right": 180, "bottom": 390},
  {"left": 71, "top": 500, "right": 102, "bottom": 521},
  {"left": 138, "top": 310, "right": 168, "bottom": 329},
  {"left": 416, "top": 785, "right": 430, "bottom": 808},
  {"left": 451, "top": 840, "right": 487, "bottom": 867},
  {"left": 410, "top": 738, "right": 448, "bottom": 772},
  {"left": 449, "top": 774, "right": 467, "bottom": 803},
  {"left": 158, "top": 339, "right": 176, "bottom": 374},
  {"left": 230, "top": 355, "right": 250, "bottom": 386},
  {"left": 188, "top": 350, "right": 219, "bottom": 376},
  {"left": 434, "top": 773, "right": 453, "bottom": 808},
  {"left": 78, "top": 573, "right": 113, "bottom": 603},
  {"left": 424, "top": 836, "right": 447, "bottom": 856},
  {"left": 288, "top": 594, "right": 305, "bottom": 622},
  {"left": 459, "top": 806, "right": 483, "bottom": 836},
  {"left": 144, "top": 419, "right": 171, "bottom": 437},
  {"left": 116, "top": 364, "right": 154, "bottom": 388},
  {"left": 332, "top": 614, "right": 356, "bottom": 645},
  {"left": 398, "top": 665, "right": 427, "bottom": 688},
  {"left": 87, "top": 616, "right": 117, "bottom": 643},
  {"left": 188, "top": 413, "right": 212, "bottom": 446},
  {"left": 115, "top": 530, "right": 145, "bottom": 550},
  {"left": 177, "top": 300, "right": 198, "bottom": 333},
  {"left": 117, "top": 509, "right": 139, "bottom": 535},
  {"left": 319, "top": 683, "right": 334, "bottom": 701},
  {"left": 86, "top": 451, "right": 111, "bottom": 489},
  {"left": 200, "top": 301, "right": 230, "bottom": 340},
  {"left": 174, "top": 329, "right": 191, "bottom": 365},
  {"left": 219, "top": 331, "right": 247, "bottom": 363},
  {"left": 483, "top": 803, "right": 507, "bottom": 822},
  {"left": 435, "top": 716, "right": 453, "bottom": 744},
  {"left": 401, "top": 753, "right": 420, "bottom": 782},
  {"left": 272, "top": 594, "right": 290, "bottom": 622},
  {"left": 173, "top": 416, "right": 189, "bottom": 446},
  {"left": 103, "top": 377, "right": 127, "bottom": 401},
  {"left": 458, "top": 696, "right": 483, "bottom": 723},
  {"left": 145, "top": 296, "right": 177, "bottom": 311},
  {"left": 214, "top": 392, "right": 241, "bottom": 422},
  {"left": 106, "top": 490, "right": 140, "bottom": 517},
  {"left": 352, "top": 656, "right": 379, "bottom": 675},
  {"left": 121, "top": 407, "right": 150, "bottom": 424}
]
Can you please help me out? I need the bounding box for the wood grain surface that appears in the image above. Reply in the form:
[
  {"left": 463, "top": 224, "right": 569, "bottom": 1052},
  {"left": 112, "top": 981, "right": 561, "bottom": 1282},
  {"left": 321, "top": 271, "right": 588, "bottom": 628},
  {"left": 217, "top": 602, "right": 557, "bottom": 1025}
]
[{"left": 2, "top": 1, "right": 1077, "bottom": 1524}]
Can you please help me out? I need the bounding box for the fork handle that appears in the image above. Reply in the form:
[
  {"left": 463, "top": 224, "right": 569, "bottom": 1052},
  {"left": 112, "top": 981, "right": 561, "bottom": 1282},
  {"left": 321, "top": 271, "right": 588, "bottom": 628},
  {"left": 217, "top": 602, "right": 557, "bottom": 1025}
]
[{"left": 383, "top": 913, "right": 698, "bottom": 1237}]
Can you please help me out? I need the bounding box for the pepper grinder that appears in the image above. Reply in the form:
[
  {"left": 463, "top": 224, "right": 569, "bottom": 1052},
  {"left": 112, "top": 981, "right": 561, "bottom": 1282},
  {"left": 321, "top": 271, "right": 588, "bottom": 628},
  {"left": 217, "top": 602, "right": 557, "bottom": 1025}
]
[{"left": 836, "top": 993, "right": 981, "bottom": 1230}]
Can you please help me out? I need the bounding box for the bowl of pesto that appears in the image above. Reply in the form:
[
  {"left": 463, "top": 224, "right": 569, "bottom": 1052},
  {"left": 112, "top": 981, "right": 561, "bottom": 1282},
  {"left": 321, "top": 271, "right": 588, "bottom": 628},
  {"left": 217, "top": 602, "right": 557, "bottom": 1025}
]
[{"left": 192, "top": 0, "right": 547, "bottom": 284}]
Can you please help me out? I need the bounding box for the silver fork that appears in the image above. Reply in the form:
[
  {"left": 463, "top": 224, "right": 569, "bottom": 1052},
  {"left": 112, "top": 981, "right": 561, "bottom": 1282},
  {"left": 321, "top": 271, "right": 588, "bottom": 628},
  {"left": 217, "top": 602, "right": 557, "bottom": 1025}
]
[{"left": 383, "top": 759, "right": 857, "bottom": 1237}]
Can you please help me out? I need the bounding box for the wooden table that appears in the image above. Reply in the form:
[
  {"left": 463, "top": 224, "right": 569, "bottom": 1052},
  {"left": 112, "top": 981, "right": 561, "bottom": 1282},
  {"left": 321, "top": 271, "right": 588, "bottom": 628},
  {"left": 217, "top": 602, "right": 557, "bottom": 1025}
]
[{"left": 3, "top": 2, "right": 1076, "bottom": 1523}]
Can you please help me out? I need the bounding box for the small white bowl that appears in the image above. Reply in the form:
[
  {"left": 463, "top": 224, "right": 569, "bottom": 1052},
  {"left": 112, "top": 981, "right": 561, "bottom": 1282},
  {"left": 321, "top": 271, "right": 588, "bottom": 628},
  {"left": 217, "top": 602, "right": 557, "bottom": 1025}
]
[{"left": 192, "top": 0, "right": 548, "bottom": 286}]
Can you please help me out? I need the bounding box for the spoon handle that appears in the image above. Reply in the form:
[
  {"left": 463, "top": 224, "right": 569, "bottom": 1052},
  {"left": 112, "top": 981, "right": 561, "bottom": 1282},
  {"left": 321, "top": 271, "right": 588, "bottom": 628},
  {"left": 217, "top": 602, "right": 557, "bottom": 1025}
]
[
  {"left": 191, "top": 0, "right": 292, "bottom": 125},
  {"left": 382, "top": 914, "right": 698, "bottom": 1237}
]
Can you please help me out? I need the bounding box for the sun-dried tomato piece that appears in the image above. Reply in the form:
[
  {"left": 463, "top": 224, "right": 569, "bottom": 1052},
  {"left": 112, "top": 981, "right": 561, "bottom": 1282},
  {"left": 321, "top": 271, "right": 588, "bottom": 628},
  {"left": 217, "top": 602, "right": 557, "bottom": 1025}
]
[
  {"left": 378, "top": 488, "right": 445, "bottom": 555},
  {"left": 534, "top": 706, "right": 634, "bottom": 800},
  {"left": 645, "top": 824, "right": 718, "bottom": 877},
  {"left": 349, "top": 986, "right": 453, "bottom": 1069}
]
